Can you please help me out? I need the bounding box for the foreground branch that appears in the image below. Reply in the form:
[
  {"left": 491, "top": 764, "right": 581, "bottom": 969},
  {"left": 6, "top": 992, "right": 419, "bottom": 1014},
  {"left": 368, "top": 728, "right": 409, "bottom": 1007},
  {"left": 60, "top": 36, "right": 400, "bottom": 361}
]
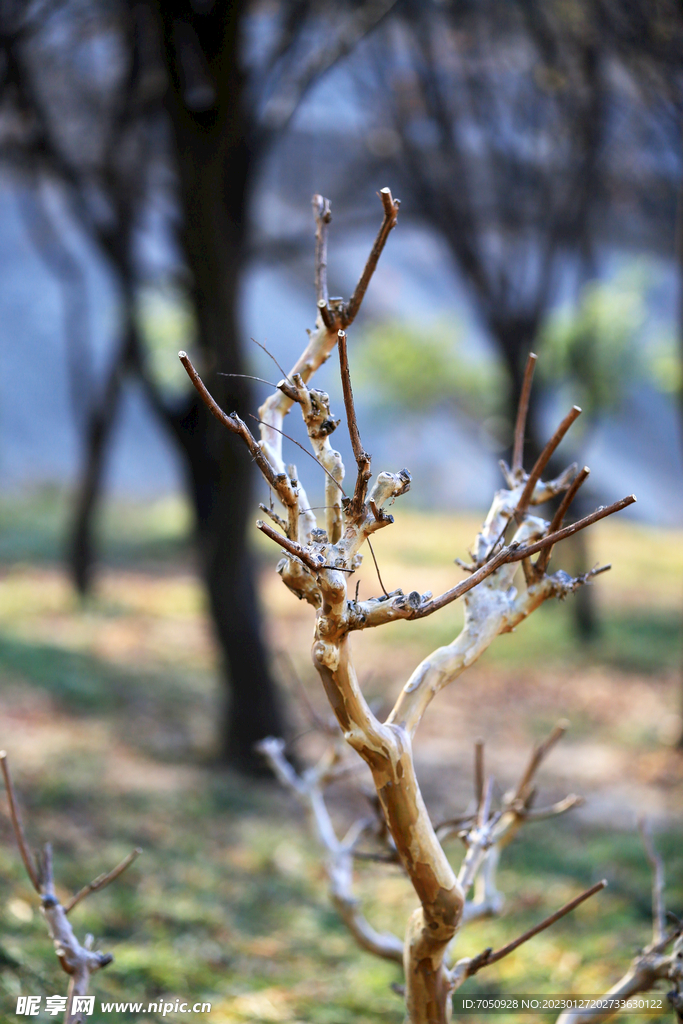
[
  {"left": 256, "top": 738, "right": 403, "bottom": 964},
  {"left": 1, "top": 751, "right": 139, "bottom": 1023}
]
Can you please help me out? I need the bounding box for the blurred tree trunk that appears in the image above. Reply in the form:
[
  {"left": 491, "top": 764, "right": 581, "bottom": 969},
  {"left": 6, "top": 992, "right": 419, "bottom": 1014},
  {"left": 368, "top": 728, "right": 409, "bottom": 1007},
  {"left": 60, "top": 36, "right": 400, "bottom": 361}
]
[{"left": 153, "top": 0, "right": 286, "bottom": 769}]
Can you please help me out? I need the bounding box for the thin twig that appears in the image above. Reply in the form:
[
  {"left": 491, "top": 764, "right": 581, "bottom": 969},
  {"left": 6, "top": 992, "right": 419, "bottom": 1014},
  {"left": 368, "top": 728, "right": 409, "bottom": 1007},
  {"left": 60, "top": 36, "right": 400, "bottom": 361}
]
[
  {"left": 338, "top": 329, "right": 371, "bottom": 515},
  {"left": 522, "top": 794, "right": 584, "bottom": 821},
  {"left": 343, "top": 187, "right": 400, "bottom": 326},
  {"left": 514, "top": 721, "right": 569, "bottom": 803},
  {"left": 508, "top": 495, "right": 636, "bottom": 562},
  {"left": 0, "top": 751, "right": 41, "bottom": 893},
  {"left": 179, "top": 352, "right": 283, "bottom": 493},
  {"left": 218, "top": 372, "right": 281, "bottom": 388},
  {"left": 411, "top": 543, "right": 520, "bottom": 618},
  {"left": 512, "top": 353, "right": 538, "bottom": 472},
  {"left": 536, "top": 467, "right": 590, "bottom": 573},
  {"left": 259, "top": 503, "right": 288, "bottom": 532},
  {"left": 467, "top": 880, "right": 607, "bottom": 975},
  {"left": 402, "top": 495, "right": 632, "bottom": 624},
  {"left": 64, "top": 849, "right": 142, "bottom": 915},
  {"left": 179, "top": 351, "right": 238, "bottom": 434},
  {"left": 250, "top": 337, "right": 293, "bottom": 385},
  {"left": 434, "top": 814, "right": 475, "bottom": 836},
  {"left": 515, "top": 405, "right": 582, "bottom": 520},
  {"left": 257, "top": 520, "right": 356, "bottom": 574},
  {"left": 367, "top": 537, "right": 389, "bottom": 597},
  {"left": 248, "top": 414, "right": 346, "bottom": 494}
]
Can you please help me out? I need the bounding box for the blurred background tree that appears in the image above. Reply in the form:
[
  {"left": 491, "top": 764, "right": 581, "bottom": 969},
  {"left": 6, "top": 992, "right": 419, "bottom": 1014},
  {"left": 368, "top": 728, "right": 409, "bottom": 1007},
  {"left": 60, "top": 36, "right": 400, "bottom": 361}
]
[
  {"left": 0, "top": 0, "right": 396, "bottom": 770},
  {"left": 1, "top": 0, "right": 683, "bottom": 766}
]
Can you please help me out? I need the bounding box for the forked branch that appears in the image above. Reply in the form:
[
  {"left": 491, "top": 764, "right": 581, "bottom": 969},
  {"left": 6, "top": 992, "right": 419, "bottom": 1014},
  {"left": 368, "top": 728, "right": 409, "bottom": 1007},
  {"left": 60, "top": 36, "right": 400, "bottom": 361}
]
[
  {"left": 338, "top": 329, "right": 371, "bottom": 517},
  {"left": 461, "top": 880, "right": 607, "bottom": 981},
  {"left": 177, "top": 190, "right": 638, "bottom": 1024},
  {"left": 1, "top": 752, "right": 139, "bottom": 1023},
  {"left": 342, "top": 187, "right": 400, "bottom": 326}
]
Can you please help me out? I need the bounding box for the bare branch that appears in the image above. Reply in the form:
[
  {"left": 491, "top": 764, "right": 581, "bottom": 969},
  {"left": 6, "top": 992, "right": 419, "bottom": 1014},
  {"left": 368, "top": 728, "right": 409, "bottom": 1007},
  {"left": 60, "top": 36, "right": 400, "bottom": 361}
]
[
  {"left": 258, "top": 502, "right": 288, "bottom": 533},
  {"left": 515, "top": 405, "right": 582, "bottom": 519},
  {"left": 0, "top": 751, "right": 41, "bottom": 893},
  {"left": 343, "top": 187, "right": 400, "bottom": 326},
  {"left": 338, "top": 330, "right": 371, "bottom": 516},
  {"left": 179, "top": 352, "right": 284, "bottom": 493},
  {"left": 521, "top": 794, "right": 584, "bottom": 821},
  {"left": 509, "top": 495, "right": 637, "bottom": 562},
  {"left": 466, "top": 880, "right": 607, "bottom": 976},
  {"left": 404, "top": 542, "right": 520, "bottom": 619},
  {"left": 513, "top": 721, "right": 569, "bottom": 804},
  {"left": 1, "top": 751, "right": 124, "bottom": 1018},
  {"left": 256, "top": 738, "right": 404, "bottom": 965},
  {"left": 249, "top": 414, "right": 345, "bottom": 496},
  {"left": 256, "top": 519, "right": 321, "bottom": 574},
  {"left": 64, "top": 849, "right": 142, "bottom": 915},
  {"left": 366, "top": 536, "right": 389, "bottom": 597},
  {"left": 536, "top": 466, "right": 591, "bottom": 573},
  {"left": 512, "top": 352, "right": 538, "bottom": 472}
]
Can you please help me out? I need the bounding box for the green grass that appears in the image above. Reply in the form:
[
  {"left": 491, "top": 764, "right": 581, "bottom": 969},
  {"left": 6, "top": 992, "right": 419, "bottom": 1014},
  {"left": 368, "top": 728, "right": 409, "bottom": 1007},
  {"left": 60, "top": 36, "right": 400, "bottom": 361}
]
[
  {"left": 0, "top": 495, "right": 681, "bottom": 1021},
  {"left": 0, "top": 489, "right": 192, "bottom": 566},
  {"left": 0, "top": 764, "right": 680, "bottom": 1023}
]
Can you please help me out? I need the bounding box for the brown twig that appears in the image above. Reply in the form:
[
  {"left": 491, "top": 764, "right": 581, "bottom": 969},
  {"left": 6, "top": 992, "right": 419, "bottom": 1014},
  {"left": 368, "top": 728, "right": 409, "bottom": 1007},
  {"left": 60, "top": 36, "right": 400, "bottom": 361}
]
[
  {"left": 392, "top": 496, "right": 632, "bottom": 625},
  {"left": 508, "top": 495, "right": 636, "bottom": 562},
  {"left": 259, "top": 503, "right": 288, "bottom": 533},
  {"left": 0, "top": 751, "right": 41, "bottom": 893},
  {"left": 250, "top": 336, "right": 293, "bottom": 385},
  {"left": 257, "top": 519, "right": 321, "bottom": 574},
  {"left": 512, "top": 353, "right": 538, "bottom": 472},
  {"left": 514, "top": 721, "right": 569, "bottom": 803},
  {"left": 338, "top": 330, "right": 372, "bottom": 516},
  {"left": 366, "top": 537, "right": 389, "bottom": 597},
  {"left": 516, "top": 405, "right": 582, "bottom": 520},
  {"left": 410, "top": 543, "right": 520, "bottom": 618},
  {"left": 536, "top": 466, "right": 590, "bottom": 573},
  {"left": 179, "top": 354, "right": 296, "bottom": 505},
  {"left": 218, "top": 372, "right": 280, "bottom": 388},
  {"left": 343, "top": 187, "right": 400, "bottom": 327},
  {"left": 467, "top": 880, "right": 607, "bottom": 976},
  {"left": 64, "top": 849, "right": 142, "bottom": 915}
]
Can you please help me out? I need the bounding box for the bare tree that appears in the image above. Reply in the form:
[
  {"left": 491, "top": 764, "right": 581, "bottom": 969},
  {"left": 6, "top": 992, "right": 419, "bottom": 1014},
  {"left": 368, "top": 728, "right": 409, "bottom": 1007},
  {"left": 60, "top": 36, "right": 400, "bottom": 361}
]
[
  {"left": 370, "top": 0, "right": 605, "bottom": 446},
  {"left": 176, "top": 189, "right": 657, "bottom": 1023}
]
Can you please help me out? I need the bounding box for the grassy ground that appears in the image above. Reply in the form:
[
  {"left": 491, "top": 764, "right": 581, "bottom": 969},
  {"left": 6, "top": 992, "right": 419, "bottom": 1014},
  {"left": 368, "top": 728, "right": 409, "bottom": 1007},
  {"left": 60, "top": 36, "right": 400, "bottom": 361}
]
[{"left": 0, "top": 491, "right": 682, "bottom": 1022}]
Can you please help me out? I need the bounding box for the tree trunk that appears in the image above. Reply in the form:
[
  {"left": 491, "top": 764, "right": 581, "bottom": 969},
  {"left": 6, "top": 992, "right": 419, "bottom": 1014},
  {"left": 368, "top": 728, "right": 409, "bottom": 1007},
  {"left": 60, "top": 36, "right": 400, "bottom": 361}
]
[
  {"left": 67, "top": 338, "right": 127, "bottom": 596},
  {"left": 153, "top": 0, "right": 287, "bottom": 769}
]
